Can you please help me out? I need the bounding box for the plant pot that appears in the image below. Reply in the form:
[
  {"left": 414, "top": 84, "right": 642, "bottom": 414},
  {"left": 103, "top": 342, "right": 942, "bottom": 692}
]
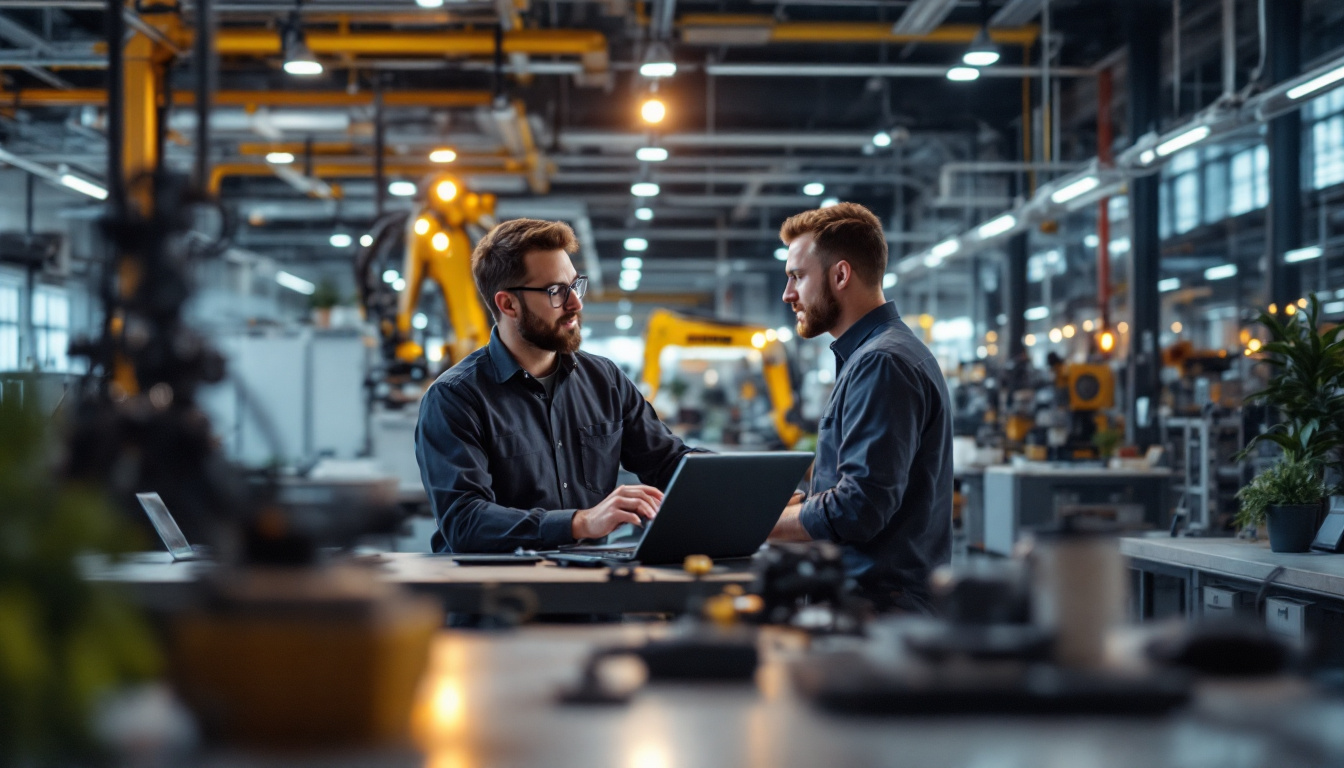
[{"left": 1267, "top": 504, "right": 1320, "bottom": 553}]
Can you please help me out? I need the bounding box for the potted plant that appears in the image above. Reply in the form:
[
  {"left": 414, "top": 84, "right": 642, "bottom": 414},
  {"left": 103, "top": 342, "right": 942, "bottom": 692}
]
[
  {"left": 309, "top": 279, "right": 342, "bottom": 328},
  {"left": 1236, "top": 452, "right": 1333, "bottom": 552}
]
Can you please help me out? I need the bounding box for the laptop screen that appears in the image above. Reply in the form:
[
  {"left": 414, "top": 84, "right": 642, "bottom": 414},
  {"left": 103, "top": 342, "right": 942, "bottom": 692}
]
[{"left": 135, "top": 492, "right": 194, "bottom": 559}]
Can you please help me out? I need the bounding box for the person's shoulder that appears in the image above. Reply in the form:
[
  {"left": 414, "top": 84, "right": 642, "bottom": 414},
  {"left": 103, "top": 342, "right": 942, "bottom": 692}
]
[
  {"left": 571, "top": 349, "right": 630, "bottom": 382},
  {"left": 851, "top": 334, "right": 935, "bottom": 385},
  {"left": 427, "top": 347, "right": 491, "bottom": 396}
]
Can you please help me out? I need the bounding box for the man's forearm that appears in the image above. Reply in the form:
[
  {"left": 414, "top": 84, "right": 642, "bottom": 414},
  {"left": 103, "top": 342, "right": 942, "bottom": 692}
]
[{"left": 769, "top": 503, "right": 813, "bottom": 542}]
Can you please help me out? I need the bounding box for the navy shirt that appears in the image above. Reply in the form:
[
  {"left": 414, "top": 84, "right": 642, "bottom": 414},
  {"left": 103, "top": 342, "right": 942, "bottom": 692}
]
[
  {"left": 415, "top": 328, "right": 701, "bottom": 553},
  {"left": 798, "top": 302, "right": 953, "bottom": 613}
]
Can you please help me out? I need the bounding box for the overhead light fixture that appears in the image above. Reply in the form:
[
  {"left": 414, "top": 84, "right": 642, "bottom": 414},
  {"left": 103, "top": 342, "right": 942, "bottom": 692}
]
[
  {"left": 414, "top": 216, "right": 432, "bottom": 236},
  {"left": 415, "top": 0, "right": 444, "bottom": 7},
  {"left": 359, "top": 234, "right": 373, "bottom": 247},
  {"left": 388, "top": 181, "right": 417, "bottom": 197},
  {"left": 1158, "top": 277, "right": 1181, "bottom": 292},
  {"left": 382, "top": 269, "right": 399, "bottom": 284},
  {"left": 924, "top": 253, "right": 943, "bottom": 268},
  {"left": 639, "top": 42, "right": 677, "bottom": 78},
  {"left": 636, "top": 147, "right": 669, "bottom": 162},
  {"left": 802, "top": 182, "right": 825, "bottom": 196},
  {"left": 1050, "top": 175, "right": 1100, "bottom": 204},
  {"left": 58, "top": 173, "right": 108, "bottom": 200},
  {"left": 774, "top": 247, "right": 788, "bottom": 261},
  {"left": 1204, "top": 264, "right": 1238, "bottom": 280},
  {"left": 872, "top": 131, "right": 892, "bottom": 148},
  {"left": 634, "top": 207, "right": 654, "bottom": 221},
  {"left": 622, "top": 257, "right": 643, "bottom": 270},
  {"left": 1156, "top": 125, "right": 1211, "bottom": 157},
  {"left": 412, "top": 313, "right": 429, "bottom": 330},
  {"left": 977, "top": 213, "right": 1016, "bottom": 239},
  {"left": 431, "top": 232, "right": 449, "bottom": 252},
  {"left": 1287, "top": 63, "right": 1344, "bottom": 100},
  {"left": 1025, "top": 306, "right": 1050, "bottom": 321},
  {"left": 1285, "top": 245, "right": 1323, "bottom": 263},
  {"left": 392, "top": 277, "right": 406, "bottom": 291},
  {"left": 1084, "top": 234, "right": 1100, "bottom": 247},
  {"left": 883, "top": 273, "right": 897, "bottom": 289},
  {"left": 1109, "top": 237, "right": 1131, "bottom": 254},
  {"left": 1098, "top": 330, "right": 1116, "bottom": 353},
  {"left": 281, "top": 16, "right": 323, "bottom": 77},
  {"left": 631, "top": 182, "right": 660, "bottom": 197},
  {"left": 624, "top": 237, "right": 649, "bottom": 251},
  {"left": 435, "top": 179, "right": 458, "bottom": 202},
  {"left": 820, "top": 197, "right": 840, "bottom": 208},
  {"left": 329, "top": 232, "right": 353, "bottom": 248},
  {"left": 265, "top": 151, "right": 295, "bottom": 165},
  {"left": 620, "top": 269, "right": 642, "bottom": 282},
  {"left": 947, "top": 66, "right": 981, "bottom": 82},
  {"left": 276, "top": 270, "right": 315, "bottom": 294},
  {"left": 619, "top": 279, "right": 639, "bottom": 292},
  {"left": 615, "top": 314, "right": 635, "bottom": 330},
  {"left": 931, "top": 238, "right": 959, "bottom": 259},
  {"left": 962, "top": 27, "right": 1000, "bottom": 67},
  {"left": 429, "top": 148, "right": 457, "bottom": 163},
  {"left": 640, "top": 97, "right": 667, "bottom": 124}
]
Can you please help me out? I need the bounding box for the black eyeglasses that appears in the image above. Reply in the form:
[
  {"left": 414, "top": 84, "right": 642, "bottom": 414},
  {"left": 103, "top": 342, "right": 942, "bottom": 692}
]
[{"left": 506, "top": 275, "right": 588, "bottom": 308}]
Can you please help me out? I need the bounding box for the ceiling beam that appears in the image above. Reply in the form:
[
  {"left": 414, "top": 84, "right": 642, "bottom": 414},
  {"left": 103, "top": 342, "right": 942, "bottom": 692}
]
[{"left": 891, "top": 0, "right": 963, "bottom": 36}]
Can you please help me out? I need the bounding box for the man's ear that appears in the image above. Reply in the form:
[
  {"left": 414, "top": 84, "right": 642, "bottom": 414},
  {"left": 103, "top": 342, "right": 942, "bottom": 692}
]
[
  {"left": 494, "top": 290, "right": 520, "bottom": 320},
  {"left": 832, "top": 259, "right": 853, "bottom": 291}
]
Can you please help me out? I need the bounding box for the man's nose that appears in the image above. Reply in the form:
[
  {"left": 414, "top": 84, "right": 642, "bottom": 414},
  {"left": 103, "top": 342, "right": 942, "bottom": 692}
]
[{"left": 566, "top": 290, "right": 583, "bottom": 312}]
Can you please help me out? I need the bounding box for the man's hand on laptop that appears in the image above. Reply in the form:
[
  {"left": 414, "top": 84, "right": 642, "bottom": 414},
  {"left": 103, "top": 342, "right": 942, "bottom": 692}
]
[{"left": 572, "top": 484, "right": 664, "bottom": 540}]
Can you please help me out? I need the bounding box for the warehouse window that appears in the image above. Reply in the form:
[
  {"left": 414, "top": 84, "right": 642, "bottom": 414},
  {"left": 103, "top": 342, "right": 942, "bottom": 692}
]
[
  {"left": 1228, "top": 145, "right": 1269, "bottom": 216},
  {"left": 1308, "top": 87, "right": 1344, "bottom": 190},
  {"left": 1173, "top": 171, "right": 1201, "bottom": 233},
  {"left": 1203, "top": 149, "right": 1227, "bottom": 223},
  {"left": 32, "top": 286, "right": 69, "bottom": 371},
  {"left": 0, "top": 281, "right": 18, "bottom": 371}
]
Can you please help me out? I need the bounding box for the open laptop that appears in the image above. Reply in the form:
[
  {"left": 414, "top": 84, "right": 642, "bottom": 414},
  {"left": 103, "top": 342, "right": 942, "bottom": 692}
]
[
  {"left": 555, "top": 452, "right": 814, "bottom": 565},
  {"left": 135, "top": 492, "right": 210, "bottom": 562}
]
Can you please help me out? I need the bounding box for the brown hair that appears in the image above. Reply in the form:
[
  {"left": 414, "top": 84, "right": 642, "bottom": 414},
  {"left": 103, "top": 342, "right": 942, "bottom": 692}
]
[
  {"left": 779, "top": 202, "right": 887, "bottom": 287},
  {"left": 471, "top": 218, "right": 579, "bottom": 318}
]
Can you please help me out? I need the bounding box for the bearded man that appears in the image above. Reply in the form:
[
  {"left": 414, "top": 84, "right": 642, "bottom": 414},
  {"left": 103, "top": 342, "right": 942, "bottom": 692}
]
[
  {"left": 769, "top": 203, "right": 952, "bottom": 614},
  {"left": 415, "top": 218, "right": 702, "bottom": 553}
]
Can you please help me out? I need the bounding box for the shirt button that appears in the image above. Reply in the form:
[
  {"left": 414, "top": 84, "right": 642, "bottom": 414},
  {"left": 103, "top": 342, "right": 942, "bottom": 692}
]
[
  {"left": 557, "top": 441, "right": 562, "bottom": 447},
  {"left": 563, "top": 482, "right": 568, "bottom": 489}
]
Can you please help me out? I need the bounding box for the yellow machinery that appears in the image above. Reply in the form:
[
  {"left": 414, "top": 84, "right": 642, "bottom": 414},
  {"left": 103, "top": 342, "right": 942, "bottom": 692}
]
[
  {"left": 1057, "top": 363, "right": 1116, "bottom": 412},
  {"left": 641, "top": 309, "right": 802, "bottom": 447},
  {"left": 395, "top": 175, "right": 496, "bottom": 368}
]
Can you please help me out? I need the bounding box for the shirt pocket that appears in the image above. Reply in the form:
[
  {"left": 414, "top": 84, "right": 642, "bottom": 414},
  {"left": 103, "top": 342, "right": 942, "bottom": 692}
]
[{"left": 579, "top": 420, "right": 623, "bottom": 492}]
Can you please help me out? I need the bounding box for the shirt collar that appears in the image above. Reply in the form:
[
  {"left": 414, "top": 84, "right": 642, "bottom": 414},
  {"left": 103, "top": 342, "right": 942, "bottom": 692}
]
[
  {"left": 830, "top": 301, "right": 901, "bottom": 369},
  {"left": 486, "top": 326, "right": 578, "bottom": 383}
]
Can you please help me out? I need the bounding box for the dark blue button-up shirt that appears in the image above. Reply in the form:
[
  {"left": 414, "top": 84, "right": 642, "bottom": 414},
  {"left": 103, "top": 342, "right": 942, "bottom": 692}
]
[
  {"left": 798, "top": 302, "right": 953, "bottom": 612},
  {"left": 415, "top": 328, "right": 701, "bottom": 553}
]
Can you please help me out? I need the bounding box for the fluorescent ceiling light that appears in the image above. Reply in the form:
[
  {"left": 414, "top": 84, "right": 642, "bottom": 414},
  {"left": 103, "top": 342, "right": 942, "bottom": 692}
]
[
  {"left": 283, "top": 57, "right": 323, "bottom": 76},
  {"left": 1158, "top": 277, "right": 1181, "bottom": 292},
  {"left": 1024, "top": 306, "right": 1050, "bottom": 321},
  {"left": 1156, "top": 125, "right": 1211, "bottom": 157},
  {"left": 622, "top": 257, "right": 643, "bottom": 270},
  {"left": 624, "top": 237, "right": 649, "bottom": 251},
  {"left": 392, "top": 277, "right": 406, "bottom": 291},
  {"left": 1050, "top": 175, "right": 1100, "bottom": 204},
  {"left": 931, "top": 238, "right": 959, "bottom": 259},
  {"left": 640, "top": 42, "right": 677, "bottom": 78},
  {"left": 429, "top": 148, "right": 457, "bottom": 163},
  {"left": 635, "top": 207, "right": 654, "bottom": 221},
  {"left": 329, "top": 233, "right": 352, "bottom": 247},
  {"left": 615, "top": 314, "right": 634, "bottom": 330},
  {"left": 882, "top": 273, "right": 897, "bottom": 289},
  {"left": 619, "top": 280, "right": 639, "bottom": 292},
  {"left": 276, "top": 270, "right": 315, "bottom": 294},
  {"left": 962, "top": 28, "right": 1000, "bottom": 67},
  {"left": 1325, "top": 301, "right": 1344, "bottom": 314},
  {"left": 977, "top": 214, "right": 1016, "bottom": 239},
  {"left": 820, "top": 197, "right": 840, "bottom": 208},
  {"left": 636, "top": 146, "right": 669, "bottom": 162},
  {"left": 360, "top": 234, "right": 373, "bottom": 247},
  {"left": 1084, "top": 234, "right": 1100, "bottom": 247},
  {"left": 58, "top": 173, "right": 107, "bottom": 200},
  {"left": 412, "top": 313, "right": 429, "bottom": 330},
  {"left": 1109, "top": 237, "right": 1131, "bottom": 254},
  {"left": 802, "top": 182, "right": 825, "bottom": 196},
  {"left": 872, "top": 131, "right": 892, "bottom": 148},
  {"left": 265, "top": 151, "right": 295, "bottom": 164},
  {"left": 1139, "top": 149, "right": 1157, "bottom": 165},
  {"left": 620, "top": 269, "right": 642, "bottom": 282},
  {"left": 774, "top": 247, "right": 788, "bottom": 261},
  {"left": 1287, "top": 64, "right": 1344, "bottom": 100},
  {"left": 1285, "top": 245, "right": 1323, "bottom": 263},
  {"left": 415, "top": 0, "right": 444, "bottom": 6},
  {"left": 947, "top": 66, "right": 981, "bottom": 82},
  {"left": 388, "top": 181, "right": 417, "bottom": 197},
  {"left": 382, "top": 269, "right": 399, "bottom": 283},
  {"left": 1204, "top": 264, "right": 1238, "bottom": 280},
  {"left": 923, "top": 253, "right": 943, "bottom": 268},
  {"left": 631, "top": 182, "right": 660, "bottom": 197}
]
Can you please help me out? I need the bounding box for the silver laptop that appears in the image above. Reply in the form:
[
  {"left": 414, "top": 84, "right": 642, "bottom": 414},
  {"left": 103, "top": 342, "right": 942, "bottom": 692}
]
[{"left": 135, "top": 492, "right": 210, "bottom": 561}]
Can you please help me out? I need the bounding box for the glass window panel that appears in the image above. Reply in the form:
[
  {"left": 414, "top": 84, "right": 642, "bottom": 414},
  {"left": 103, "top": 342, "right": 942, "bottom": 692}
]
[
  {"left": 1159, "top": 182, "right": 1172, "bottom": 239},
  {"left": 1170, "top": 149, "right": 1198, "bottom": 173},
  {"left": 1204, "top": 161, "right": 1227, "bottom": 223},
  {"left": 1230, "top": 150, "right": 1255, "bottom": 215},
  {"left": 31, "top": 291, "right": 45, "bottom": 325},
  {"left": 1174, "top": 173, "right": 1200, "bottom": 233},
  {"left": 1255, "top": 145, "right": 1270, "bottom": 209},
  {"left": 48, "top": 293, "right": 67, "bottom": 327},
  {"left": 0, "top": 326, "right": 15, "bottom": 371}
]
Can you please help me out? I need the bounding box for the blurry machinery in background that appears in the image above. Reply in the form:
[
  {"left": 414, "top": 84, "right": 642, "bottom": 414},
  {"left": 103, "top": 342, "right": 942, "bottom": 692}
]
[
  {"left": 1045, "top": 356, "right": 1117, "bottom": 461},
  {"left": 355, "top": 175, "right": 495, "bottom": 397},
  {"left": 1162, "top": 341, "right": 1235, "bottom": 414},
  {"left": 642, "top": 309, "right": 803, "bottom": 448}
]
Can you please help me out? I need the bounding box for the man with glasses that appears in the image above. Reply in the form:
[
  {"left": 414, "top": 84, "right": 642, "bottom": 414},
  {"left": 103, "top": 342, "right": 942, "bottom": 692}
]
[{"left": 415, "top": 218, "right": 703, "bottom": 553}]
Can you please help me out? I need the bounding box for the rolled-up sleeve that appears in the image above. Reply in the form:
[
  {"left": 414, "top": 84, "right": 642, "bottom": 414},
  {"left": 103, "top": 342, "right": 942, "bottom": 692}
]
[
  {"left": 798, "top": 355, "right": 925, "bottom": 544},
  {"left": 415, "top": 383, "right": 576, "bottom": 552}
]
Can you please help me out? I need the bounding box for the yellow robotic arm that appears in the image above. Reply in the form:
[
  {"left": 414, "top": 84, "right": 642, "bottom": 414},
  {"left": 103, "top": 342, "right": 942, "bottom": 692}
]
[
  {"left": 396, "top": 176, "right": 496, "bottom": 367},
  {"left": 642, "top": 308, "right": 802, "bottom": 447}
]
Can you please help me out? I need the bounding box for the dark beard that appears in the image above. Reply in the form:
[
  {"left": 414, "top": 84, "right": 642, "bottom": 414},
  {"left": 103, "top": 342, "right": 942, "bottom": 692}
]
[
  {"left": 796, "top": 282, "right": 841, "bottom": 339},
  {"left": 519, "top": 301, "right": 582, "bottom": 354}
]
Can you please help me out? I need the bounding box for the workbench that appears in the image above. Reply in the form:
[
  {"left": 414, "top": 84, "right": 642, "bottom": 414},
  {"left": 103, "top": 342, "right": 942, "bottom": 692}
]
[
  {"left": 83, "top": 552, "right": 755, "bottom": 617},
  {"left": 194, "top": 623, "right": 1344, "bottom": 768},
  {"left": 1122, "top": 536, "right": 1344, "bottom": 661}
]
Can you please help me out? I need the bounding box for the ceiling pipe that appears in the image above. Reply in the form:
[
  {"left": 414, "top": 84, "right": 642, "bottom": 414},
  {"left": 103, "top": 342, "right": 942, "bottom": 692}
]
[
  {"left": 678, "top": 16, "right": 1039, "bottom": 46},
  {"left": 0, "top": 87, "right": 495, "bottom": 108},
  {"left": 705, "top": 62, "right": 1093, "bottom": 77}
]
